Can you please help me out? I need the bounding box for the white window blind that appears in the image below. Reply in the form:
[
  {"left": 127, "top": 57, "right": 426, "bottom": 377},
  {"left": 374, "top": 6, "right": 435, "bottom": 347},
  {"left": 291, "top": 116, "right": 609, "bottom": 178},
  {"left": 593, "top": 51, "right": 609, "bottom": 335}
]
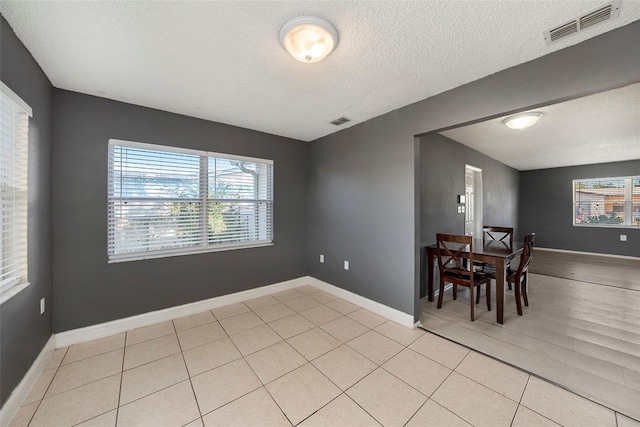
[
  {"left": 573, "top": 176, "right": 640, "bottom": 227},
  {"left": 0, "top": 84, "right": 30, "bottom": 292},
  {"left": 108, "top": 140, "right": 273, "bottom": 262}
]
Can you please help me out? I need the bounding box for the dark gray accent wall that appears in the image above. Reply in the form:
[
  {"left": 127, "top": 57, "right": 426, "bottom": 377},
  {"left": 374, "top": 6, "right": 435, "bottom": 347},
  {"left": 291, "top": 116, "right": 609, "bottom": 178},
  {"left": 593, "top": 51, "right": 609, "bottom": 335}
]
[
  {"left": 0, "top": 16, "right": 53, "bottom": 407},
  {"left": 308, "top": 21, "right": 640, "bottom": 321},
  {"left": 52, "top": 90, "right": 308, "bottom": 332},
  {"left": 520, "top": 160, "right": 640, "bottom": 257},
  {"left": 420, "top": 133, "right": 520, "bottom": 243},
  {"left": 419, "top": 133, "right": 519, "bottom": 297}
]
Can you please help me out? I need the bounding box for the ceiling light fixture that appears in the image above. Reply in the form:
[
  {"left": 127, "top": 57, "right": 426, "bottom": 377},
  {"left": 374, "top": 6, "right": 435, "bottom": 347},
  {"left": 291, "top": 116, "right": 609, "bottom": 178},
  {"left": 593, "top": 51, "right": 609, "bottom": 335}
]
[
  {"left": 279, "top": 16, "right": 338, "bottom": 63},
  {"left": 502, "top": 112, "right": 544, "bottom": 130}
]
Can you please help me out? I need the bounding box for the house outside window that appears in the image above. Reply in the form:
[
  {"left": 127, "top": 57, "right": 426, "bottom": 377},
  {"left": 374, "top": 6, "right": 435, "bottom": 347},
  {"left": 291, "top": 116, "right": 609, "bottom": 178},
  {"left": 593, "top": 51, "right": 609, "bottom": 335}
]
[
  {"left": 108, "top": 140, "right": 273, "bottom": 262},
  {"left": 0, "top": 82, "right": 31, "bottom": 296},
  {"left": 573, "top": 176, "right": 640, "bottom": 228}
]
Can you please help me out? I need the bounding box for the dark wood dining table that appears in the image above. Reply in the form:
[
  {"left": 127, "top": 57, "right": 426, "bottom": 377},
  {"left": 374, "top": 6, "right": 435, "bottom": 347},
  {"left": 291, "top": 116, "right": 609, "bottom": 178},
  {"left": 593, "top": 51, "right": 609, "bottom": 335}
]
[{"left": 424, "top": 239, "right": 523, "bottom": 324}]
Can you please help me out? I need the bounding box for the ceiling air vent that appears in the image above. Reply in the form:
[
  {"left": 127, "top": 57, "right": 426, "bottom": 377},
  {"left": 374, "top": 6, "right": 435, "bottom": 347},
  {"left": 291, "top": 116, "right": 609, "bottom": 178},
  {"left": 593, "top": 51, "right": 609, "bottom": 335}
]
[
  {"left": 543, "top": 0, "right": 620, "bottom": 46},
  {"left": 330, "top": 117, "right": 350, "bottom": 126}
]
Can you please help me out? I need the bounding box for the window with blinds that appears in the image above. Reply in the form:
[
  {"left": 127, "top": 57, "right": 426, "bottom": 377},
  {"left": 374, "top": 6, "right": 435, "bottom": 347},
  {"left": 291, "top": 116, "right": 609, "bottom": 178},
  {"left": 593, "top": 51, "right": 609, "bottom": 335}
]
[
  {"left": 108, "top": 140, "right": 273, "bottom": 262},
  {"left": 573, "top": 176, "right": 640, "bottom": 227},
  {"left": 0, "top": 83, "right": 30, "bottom": 293}
]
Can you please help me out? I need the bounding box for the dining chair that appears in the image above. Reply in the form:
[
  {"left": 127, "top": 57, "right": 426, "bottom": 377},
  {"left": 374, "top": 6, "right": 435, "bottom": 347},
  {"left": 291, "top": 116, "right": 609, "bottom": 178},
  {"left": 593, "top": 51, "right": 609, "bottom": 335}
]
[
  {"left": 483, "top": 226, "right": 514, "bottom": 247},
  {"left": 436, "top": 233, "right": 492, "bottom": 321},
  {"left": 506, "top": 233, "right": 536, "bottom": 315},
  {"left": 478, "top": 226, "right": 514, "bottom": 289}
]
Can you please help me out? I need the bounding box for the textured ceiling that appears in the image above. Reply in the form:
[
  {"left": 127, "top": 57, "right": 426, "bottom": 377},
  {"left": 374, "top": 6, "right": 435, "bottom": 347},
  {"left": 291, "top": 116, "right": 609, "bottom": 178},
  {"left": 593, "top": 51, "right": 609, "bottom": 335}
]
[
  {"left": 440, "top": 83, "right": 640, "bottom": 171},
  {"left": 1, "top": 1, "right": 640, "bottom": 147}
]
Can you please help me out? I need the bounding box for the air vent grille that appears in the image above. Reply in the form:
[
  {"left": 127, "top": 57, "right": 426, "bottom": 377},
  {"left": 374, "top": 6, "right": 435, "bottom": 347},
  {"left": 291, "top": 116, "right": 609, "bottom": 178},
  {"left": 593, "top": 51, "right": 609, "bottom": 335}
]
[
  {"left": 330, "top": 117, "right": 350, "bottom": 126},
  {"left": 580, "top": 5, "right": 613, "bottom": 29},
  {"left": 549, "top": 22, "right": 578, "bottom": 42},
  {"left": 543, "top": 1, "right": 620, "bottom": 46}
]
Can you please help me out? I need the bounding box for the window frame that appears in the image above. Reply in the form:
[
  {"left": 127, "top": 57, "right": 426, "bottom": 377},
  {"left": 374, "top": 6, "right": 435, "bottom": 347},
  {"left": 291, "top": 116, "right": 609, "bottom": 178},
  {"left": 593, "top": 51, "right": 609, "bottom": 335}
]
[
  {"left": 572, "top": 175, "right": 639, "bottom": 229},
  {"left": 107, "top": 139, "right": 274, "bottom": 263},
  {"left": 0, "top": 81, "right": 32, "bottom": 300}
]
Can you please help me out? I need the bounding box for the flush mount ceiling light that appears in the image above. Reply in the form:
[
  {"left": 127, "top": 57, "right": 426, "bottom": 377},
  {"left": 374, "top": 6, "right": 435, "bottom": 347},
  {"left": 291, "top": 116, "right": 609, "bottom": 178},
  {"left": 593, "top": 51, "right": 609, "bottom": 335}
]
[
  {"left": 279, "top": 16, "right": 338, "bottom": 63},
  {"left": 502, "top": 112, "right": 544, "bottom": 130}
]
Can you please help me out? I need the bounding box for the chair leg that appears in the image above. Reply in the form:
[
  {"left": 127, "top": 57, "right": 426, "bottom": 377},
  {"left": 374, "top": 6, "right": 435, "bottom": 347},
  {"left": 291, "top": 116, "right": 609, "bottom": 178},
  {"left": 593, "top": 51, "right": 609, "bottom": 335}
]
[
  {"left": 437, "top": 278, "right": 445, "bottom": 309},
  {"left": 486, "top": 281, "right": 491, "bottom": 311},
  {"left": 522, "top": 273, "right": 529, "bottom": 307},
  {"left": 453, "top": 284, "right": 457, "bottom": 300},
  {"left": 507, "top": 282, "right": 512, "bottom": 291},
  {"left": 469, "top": 285, "right": 475, "bottom": 321},
  {"left": 475, "top": 285, "right": 481, "bottom": 304},
  {"left": 514, "top": 278, "right": 523, "bottom": 316}
]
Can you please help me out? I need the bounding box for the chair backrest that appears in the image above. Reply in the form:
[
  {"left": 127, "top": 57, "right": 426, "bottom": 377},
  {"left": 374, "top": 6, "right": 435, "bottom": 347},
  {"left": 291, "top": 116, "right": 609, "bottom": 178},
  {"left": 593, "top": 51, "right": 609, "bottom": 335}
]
[
  {"left": 483, "top": 226, "right": 514, "bottom": 248},
  {"left": 514, "top": 233, "right": 536, "bottom": 276},
  {"left": 436, "top": 233, "right": 473, "bottom": 280}
]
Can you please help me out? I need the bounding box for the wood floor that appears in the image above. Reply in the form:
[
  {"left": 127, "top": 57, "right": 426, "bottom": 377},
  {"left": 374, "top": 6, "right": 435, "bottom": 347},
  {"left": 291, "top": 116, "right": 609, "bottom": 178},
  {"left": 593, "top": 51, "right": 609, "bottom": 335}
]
[
  {"left": 530, "top": 249, "right": 640, "bottom": 291},
  {"left": 419, "top": 249, "right": 640, "bottom": 421}
]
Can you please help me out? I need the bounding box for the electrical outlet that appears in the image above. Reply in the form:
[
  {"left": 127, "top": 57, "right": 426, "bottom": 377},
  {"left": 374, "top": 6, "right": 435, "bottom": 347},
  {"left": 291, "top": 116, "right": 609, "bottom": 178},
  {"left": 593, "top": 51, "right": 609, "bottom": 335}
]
[
  {"left": 40, "top": 298, "right": 45, "bottom": 314},
  {"left": 620, "top": 234, "right": 627, "bottom": 242},
  {"left": 320, "top": 254, "right": 325, "bottom": 263},
  {"left": 344, "top": 260, "right": 349, "bottom": 270}
]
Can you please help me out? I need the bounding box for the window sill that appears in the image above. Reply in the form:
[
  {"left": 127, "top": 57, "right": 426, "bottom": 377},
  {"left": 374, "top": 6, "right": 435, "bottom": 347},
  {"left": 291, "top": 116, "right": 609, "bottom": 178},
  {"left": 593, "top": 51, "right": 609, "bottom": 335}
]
[
  {"left": 108, "top": 242, "right": 274, "bottom": 264},
  {"left": 573, "top": 224, "right": 639, "bottom": 229},
  {"left": 0, "top": 281, "right": 31, "bottom": 305}
]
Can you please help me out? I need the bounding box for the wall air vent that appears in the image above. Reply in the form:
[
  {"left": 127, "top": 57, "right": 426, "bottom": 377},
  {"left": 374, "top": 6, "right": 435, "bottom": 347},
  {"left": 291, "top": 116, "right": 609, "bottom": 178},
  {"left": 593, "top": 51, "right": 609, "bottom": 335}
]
[
  {"left": 330, "top": 117, "right": 350, "bottom": 126},
  {"left": 543, "top": 0, "right": 620, "bottom": 46}
]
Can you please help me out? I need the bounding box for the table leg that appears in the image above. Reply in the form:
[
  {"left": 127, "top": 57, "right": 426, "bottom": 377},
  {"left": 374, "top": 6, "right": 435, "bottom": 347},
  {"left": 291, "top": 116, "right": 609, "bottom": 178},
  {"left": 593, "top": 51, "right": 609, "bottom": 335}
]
[
  {"left": 495, "top": 258, "right": 505, "bottom": 324},
  {"left": 427, "top": 248, "right": 434, "bottom": 302}
]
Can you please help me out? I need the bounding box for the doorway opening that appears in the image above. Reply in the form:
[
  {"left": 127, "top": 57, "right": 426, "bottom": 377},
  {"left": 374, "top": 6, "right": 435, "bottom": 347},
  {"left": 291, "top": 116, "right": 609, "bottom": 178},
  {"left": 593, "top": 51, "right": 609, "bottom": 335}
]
[{"left": 464, "top": 165, "right": 483, "bottom": 238}]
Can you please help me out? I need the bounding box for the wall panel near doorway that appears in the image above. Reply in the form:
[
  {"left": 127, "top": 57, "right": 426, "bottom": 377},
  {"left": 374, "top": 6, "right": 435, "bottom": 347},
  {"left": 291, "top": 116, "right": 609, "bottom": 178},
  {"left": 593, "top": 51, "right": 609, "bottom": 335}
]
[{"left": 419, "top": 133, "right": 519, "bottom": 298}]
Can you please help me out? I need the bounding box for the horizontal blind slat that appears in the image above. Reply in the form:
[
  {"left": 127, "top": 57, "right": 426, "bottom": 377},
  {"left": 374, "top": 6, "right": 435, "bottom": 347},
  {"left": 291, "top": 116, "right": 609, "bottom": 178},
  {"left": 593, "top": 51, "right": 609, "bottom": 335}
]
[{"left": 0, "top": 91, "right": 29, "bottom": 290}]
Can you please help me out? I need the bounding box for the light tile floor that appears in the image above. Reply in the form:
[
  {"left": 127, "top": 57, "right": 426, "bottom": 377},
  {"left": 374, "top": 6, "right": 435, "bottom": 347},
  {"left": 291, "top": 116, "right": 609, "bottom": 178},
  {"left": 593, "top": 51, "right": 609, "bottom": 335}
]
[{"left": 10, "top": 285, "right": 639, "bottom": 427}]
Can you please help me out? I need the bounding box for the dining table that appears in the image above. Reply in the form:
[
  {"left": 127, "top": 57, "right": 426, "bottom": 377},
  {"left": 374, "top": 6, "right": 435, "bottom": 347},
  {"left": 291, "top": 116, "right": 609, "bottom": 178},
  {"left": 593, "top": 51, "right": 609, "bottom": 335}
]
[{"left": 424, "top": 239, "right": 524, "bottom": 324}]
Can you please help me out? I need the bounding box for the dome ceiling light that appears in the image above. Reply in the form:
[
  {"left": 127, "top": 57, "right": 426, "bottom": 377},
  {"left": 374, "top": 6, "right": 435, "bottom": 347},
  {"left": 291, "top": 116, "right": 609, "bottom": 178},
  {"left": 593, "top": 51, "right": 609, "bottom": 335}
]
[
  {"left": 279, "top": 16, "right": 338, "bottom": 63},
  {"left": 502, "top": 112, "right": 544, "bottom": 130}
]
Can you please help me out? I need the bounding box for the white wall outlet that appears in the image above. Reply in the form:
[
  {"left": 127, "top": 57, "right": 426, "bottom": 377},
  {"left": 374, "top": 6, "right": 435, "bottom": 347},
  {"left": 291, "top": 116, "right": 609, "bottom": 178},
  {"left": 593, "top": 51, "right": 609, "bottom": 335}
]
[
  {"left": 620, "top": 234, "right": 627, "bottom": 242},
  {"left": 320, "top": 254, "right": 325, "bottom": 263},
  {"left": 40, "top": 298, "right": 45, "bottom": 314},
  {"left": 344, "top": 260, "right": 349, "bottom": 270}
]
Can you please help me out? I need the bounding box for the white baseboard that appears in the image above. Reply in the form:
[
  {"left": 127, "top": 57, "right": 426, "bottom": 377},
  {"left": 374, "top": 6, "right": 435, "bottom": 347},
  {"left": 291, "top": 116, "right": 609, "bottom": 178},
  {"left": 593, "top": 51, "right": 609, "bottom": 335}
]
[
  {"left": 536, "top": 247, "right": 639, "bottom": 261},
  {"left": 0, "top": 335, "right": 55, "bottom": 426},
  {"left": 56, "top": 275, "right": 418, "bottom": 349},
  {"left": 55, "top": 276, "right": 309, "bottom": 348},
  {"left": 307, "top": 277, "right": 415, "bottom": 328}
]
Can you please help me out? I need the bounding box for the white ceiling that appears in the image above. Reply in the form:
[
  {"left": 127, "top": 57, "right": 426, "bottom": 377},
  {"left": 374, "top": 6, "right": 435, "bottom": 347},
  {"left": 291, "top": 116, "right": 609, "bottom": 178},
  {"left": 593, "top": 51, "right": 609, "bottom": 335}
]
[
  {"left": 440, "top": 83, "right": 640, "bottom": 171},
  {"left": 1, "top": 1, "right": 639, "bottom": 147}
]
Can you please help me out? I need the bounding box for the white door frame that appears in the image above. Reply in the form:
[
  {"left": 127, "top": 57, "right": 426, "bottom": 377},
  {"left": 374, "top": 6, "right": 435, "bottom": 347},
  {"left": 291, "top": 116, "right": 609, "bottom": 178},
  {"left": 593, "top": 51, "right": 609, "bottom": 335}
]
[{"left": 465, "top": 164, "right": 483, "bottom": 238}]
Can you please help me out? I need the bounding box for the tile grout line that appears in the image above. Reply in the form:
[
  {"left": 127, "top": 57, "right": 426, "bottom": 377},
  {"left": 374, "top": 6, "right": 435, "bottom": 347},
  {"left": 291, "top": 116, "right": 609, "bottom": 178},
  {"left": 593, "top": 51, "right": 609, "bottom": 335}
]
[
  {"left": 172, "top": 319, "right": 205, "bottom": 425},
  {"left": 514, "top": 376, "right": 573, "bottom": 427},
  {"left": 24, "top": 347, "right": 69, "bottom": 427},
  {"left": 509, "top": 375, "right": 530, "bottom": 426},
  {"left": 113, "top": 331, "right": 127, "bottom": 426}
]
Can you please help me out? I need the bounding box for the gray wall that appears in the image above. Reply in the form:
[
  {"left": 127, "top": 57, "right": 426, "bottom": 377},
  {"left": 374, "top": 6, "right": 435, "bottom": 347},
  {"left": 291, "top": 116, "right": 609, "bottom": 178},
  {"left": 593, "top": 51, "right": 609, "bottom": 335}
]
[
  {"left": 308, "top": 21, "right": 640, "bottom": 321},
  {"left": 419, "top": 133, "right": 520, "bottom": 297},
  {"left": 420, "top": 133, "right": 520, "bottom": 243},
  {"left": 0, "top": 16, "right": 54, "bottom": 408},
  {"left": 520, "top": 160, "right": 640, "bottom": 257},
  {"left": 52, "top": 90, "right": 308, "bottom": 332}
]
